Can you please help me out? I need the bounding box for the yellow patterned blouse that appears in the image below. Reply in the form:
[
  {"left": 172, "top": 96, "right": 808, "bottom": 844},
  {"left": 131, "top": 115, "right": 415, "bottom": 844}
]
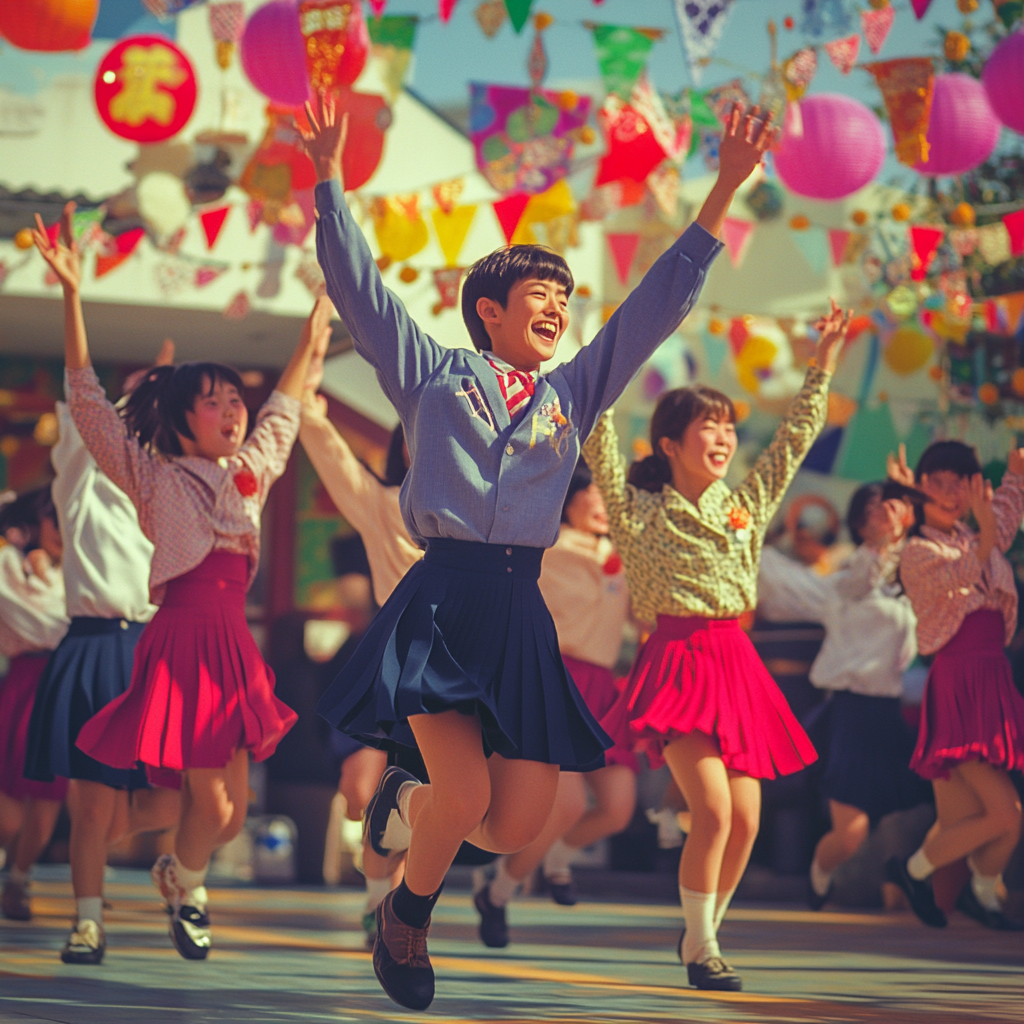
[{"left": 582, "top": 366, "right": 831, "bottom": 626}]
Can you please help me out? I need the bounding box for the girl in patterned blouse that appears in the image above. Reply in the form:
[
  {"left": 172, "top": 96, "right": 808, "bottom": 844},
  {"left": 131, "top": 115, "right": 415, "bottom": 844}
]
[
  {"left": 583, "top": 303, "right": 849, "bottom": 992},
  {"left": 32, "top": 205, "right": 321, "bottom": 963}
]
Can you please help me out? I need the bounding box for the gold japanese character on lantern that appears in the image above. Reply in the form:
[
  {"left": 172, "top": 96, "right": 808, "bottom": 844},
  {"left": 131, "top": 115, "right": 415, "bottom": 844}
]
[{"left": 110, "top": 44, "right": 188, "bottom": 127}]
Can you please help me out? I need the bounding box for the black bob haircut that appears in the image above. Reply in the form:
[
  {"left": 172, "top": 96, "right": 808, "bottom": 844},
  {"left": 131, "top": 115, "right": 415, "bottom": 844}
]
[
  {"left": 915, "top": 439, "right": 982, "bottom": 480},
  {"left": 845, "top": 481, "right": 928, "bottom": 547},
  {"left": 461, "top": 244, "right": 574, "bottom": 352},
  {"left": 0, "top": 485, "right": 56, "bottom": 551},
  {"left": 561, "top": 459, "right": 593, "bottom": 523}
]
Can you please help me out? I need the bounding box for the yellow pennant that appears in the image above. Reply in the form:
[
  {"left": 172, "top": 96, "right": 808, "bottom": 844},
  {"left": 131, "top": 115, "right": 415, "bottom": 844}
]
[{"left": 431, "top": 204, "right": 477, "bottom": 267}]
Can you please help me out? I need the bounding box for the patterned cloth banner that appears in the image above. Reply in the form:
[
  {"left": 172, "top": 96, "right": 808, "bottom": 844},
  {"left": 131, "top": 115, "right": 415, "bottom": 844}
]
[
  {"left": 591, "top": 24, "right": 656, "bottom": 99},
  {"left": 469, "top": 83, "right": 591, "bottom": 195},
  {"left": 223, "top": 291, "right": 251, "bottom": 320},
  {"left": 823, "top": 33, "right": 859, "bottom": 74},
  {"left": 861, "top": 6, "right": 894, "bottom": 56},
  {"left": 977, "top": 222, "right": 1011, "bottom": 265},
  {"left": 432, "top": 267, "right": 464, "bottom": 314},
  {"left": 475, "top": 0, "right": 506, "bottom": 36},
  {"left": 799, "top": 0, "right": 852, "bottom": 38},
  {"left": 783, "top": 48, "right": 817, "bottom": 102},
  {"left": 672, "top": 0, "right": 733, "bottom": 86},
  {"left": 367, "top": 14, "right": 417, "bottom": 100},
  {"left": 865, "top": 58, "right": 935, "bottom": 166},
  {"left": 594, "top": 95, "right": 668, "bottom": 186}
]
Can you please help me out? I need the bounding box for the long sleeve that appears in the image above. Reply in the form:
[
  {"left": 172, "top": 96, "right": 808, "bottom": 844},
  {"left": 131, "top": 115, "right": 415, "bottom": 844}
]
[
  {"left": 901, "top": 534, "right": 985, "bottom": 598},
  {"left": 732, "top": 365, "right": 831, "bottom": 531},
  {"left": 553, "top": 224, "right": 722, "bottom": 441},
  {"left": 314, "top": 180, "right": 444, "bottom": 417},
  {"left": 0, "top": 546, "right": 67, "bottom": 651},
  {"left": 50, "top": 402, "right": 93, "bottom": 518},
  {"left": 833, "top": 544, "right": 899, "bottom": 602},
  {"left": 237, "top": 390, "right": 301, "bottom": 505},
  {"left": 992, "top": 470, "right": 1024, "bottom": 553},
  {"left": 582, "top": 411, "right": 639, "bottom": 539},
  {"left": 757, "top": 547, "right": 831, "bottom": 624}
]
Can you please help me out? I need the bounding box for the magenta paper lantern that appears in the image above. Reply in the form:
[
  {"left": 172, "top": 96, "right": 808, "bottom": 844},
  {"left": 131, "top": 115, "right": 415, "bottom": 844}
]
[
  {"left": 240, "top": 0, "right": 308, "bottom": 107},
  {"left": 982, "top": 30, "right": 1024, "bottom": 135},
  {"left": 914, "top": 73, "right": 1000, "bottom": 176},
  {"left": 774, "top": 94, "right": 886, "bottom": 200}
]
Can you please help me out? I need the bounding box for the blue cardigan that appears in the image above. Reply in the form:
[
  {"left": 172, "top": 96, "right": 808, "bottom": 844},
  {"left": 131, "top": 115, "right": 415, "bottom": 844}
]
[{"left": 314, "top": 179, "right": 722, "bottom": 550}]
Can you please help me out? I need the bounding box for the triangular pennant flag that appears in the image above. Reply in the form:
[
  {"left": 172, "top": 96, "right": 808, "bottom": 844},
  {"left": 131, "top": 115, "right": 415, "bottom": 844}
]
[
  {"left": 1003, "top": 209, "right": 1024, "bottom": 256},
  {"left": 369, "top": 0, "right": 387, "bottom": 14},
  {"left": 71, "top": 208, "right": 105, "bottom": 241},
  {"left": 828, "top": 228, "right": 851, "bottom": 266},
  {"left": 95, "top": 228, "right": 145, "bottom": 279},
  {"left": 247, "top": 199, "right": 264, "bottom": 232},
  {"left": 493, "top": 193, "right": 531, "bottom": 244},
  {"left": 823, "top": 34, "right": 859, "bottom": 74},
  {"left": 504, "top": 0, "right": 533, "bottom": 33},
  {"left": 200, "top": 206, "right": 231, "bottom": 250},
  {"left": 910, "top": 0, "right": 933, "bottom": 18},
  {"left": 431, "top": 205, "right": 477, "bottom": 266},
  {"left": 475, "top": 0, "right": 506, "bottom": 36},
  {"left": 783, "top": 48, "right": 817, "bottom": 102},
  {"left": 439, "top": 0, "right": 458, "bottom": 22},
  {"left": 594, "top": 99, "right": 668, "bottom": 185},
  {"left": 791, "top": 225, "right": 829, "bottom": 274},
  {"left": 909, "top": 225, "right": 944, "bottom": 281},
  {"left": 46, "top": 221, "right": 60, "bottom": 247},
  {"left": 195, "top": 265, "right": 226, "bottom": 288},
  {"left": 606, "top": 232, "right": 641, "bottom": 285},
  {"left": 861, "top": 6, "right": 894, "bottom": 56},
  {"left": 702, "top": 329, "right": 728, "bottom": 378},
  {"left": 865, "top": 58, "right": 934, "bottom": 166},
  {"left": 432, "top": 267, "right": 464, "bottom": 314},
  {"left": 591, "top": 24, "right": 656, "bottom": 99},
  {"left": 671, "top": 0, "right": 732, "bottom": 86},
  {"left": 728, "top": 316, "right": 748, "bottom": 355},
  {"left": 223, "top": 291, "right": 250, "bottom": 319},
  {"left": 432, "top": 178, "right": 465, "bottom": 216},
  {"left": 721, "top": 217, "right": 754, "bottom": 267}
]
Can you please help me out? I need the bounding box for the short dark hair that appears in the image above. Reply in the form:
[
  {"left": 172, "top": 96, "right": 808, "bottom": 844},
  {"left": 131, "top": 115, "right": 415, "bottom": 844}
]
[
  {"left": 915, "top": 440, "right": 981, "bottom": 480},
  {"left": 461, "top": 244, "right": 574, "bottom": 351},
  {"left": 561, "top": 458, "right": 593, "bottom": 523},
  {"left": 0, "top": 485, "right": 56, "bottom": 551}
]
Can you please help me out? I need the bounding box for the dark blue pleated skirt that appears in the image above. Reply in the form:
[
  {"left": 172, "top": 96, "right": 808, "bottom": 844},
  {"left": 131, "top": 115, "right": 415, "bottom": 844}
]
[
  {"left": 25, "top": 617, "right": 149, "bottom": 790},
  {"left": 317, "top": 539, "right": 611, "bottom": 772},
  {"left": 803, "top": 690, "right": 932, "bottom": 824}
]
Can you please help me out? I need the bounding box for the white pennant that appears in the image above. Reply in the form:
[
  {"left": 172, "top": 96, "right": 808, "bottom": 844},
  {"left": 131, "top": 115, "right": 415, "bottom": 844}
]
[{"left": 672, "top": 0, "right": 733, "bottom": 86}]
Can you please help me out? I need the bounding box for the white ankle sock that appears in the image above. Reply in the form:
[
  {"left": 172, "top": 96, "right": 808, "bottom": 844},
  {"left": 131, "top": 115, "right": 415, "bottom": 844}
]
[
  {"left": 488, "top": 858, "right": 521, "bottom": 908},
  {"left": 907, "top": 848, "right": 935, "bottom": 881},
  {"left": 76, "top": 896, "right": 103, "bottom": 925},
  {"left": 810, "top": 859, "right": 833, "bottom": 898},
  {"left": 543, "top": 839, "right": 576, "bottom": 884},
  {"left": 971, "top": 871, "right": 1002, "bottom": 912},
  {"left": 8, "top": 867, "right": 30, "bottom": 886},
  {"left": 381, "top": 780, "right": 418, "bottom": 852},
  {"left": 364, "top": 875, "right": 393, "bottom": 912},
  {"left": 174, "top": 860, "right": 208, "bottom": 908},
  {"left": 714, "top": 885, "right": 737, "bottom": 929},
  {"left": 680, "top": 887, "right": 720, "bottom": 965},
  {"left": 396, "top": 780, "right": 419, "bottom": 827}
]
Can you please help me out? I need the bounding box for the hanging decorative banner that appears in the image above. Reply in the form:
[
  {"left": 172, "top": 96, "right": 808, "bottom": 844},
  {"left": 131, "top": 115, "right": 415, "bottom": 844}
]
[
  {"left": 909, "top": 225, "right": 944, "bottom": 281},
  {"left": 369, "top": 0, "right": 387, "bottom": 14},
  {"left": 594, "top": 95, "right": 668, "bottom": 186},
  {"left": 505, "top": 0, "right": 534, "bottom": 33},
  {"left": 865, "top": 58, "right": 935, "bottom": 166},
  {"left": 195, "top": 265, "right": 227, "bottom": 288},
  {"left": 590, "top": 24, "right": 657, "bottom": 99},
  {"left": 475, "top": 0, "right": 506, "bottom": 36},
  {"left": 223, "top": 291, "right": 251, "bottom": 319},
  {"left": 439, "top": 0, "right": 459, "bottom": 23},
  {"left": 95, "top": 228, "right": 145, "bottom": 279},
  {"left": 154, "top": 256, "right": 193, "bottom": 298},
  {"left": 94, "top": 36, "right": 197, "bottom": 144},
  {"left": 469, "top": 82, "right": 592, "bottom": 195},
  {"left": 861, "top": 6, "right": 895, "bottom": 57},
  {"left": 828, "top": 228, "right": 850, "bottom": 266},
  {"left": 239, "top": 110, "right": 317, "bottom": 225},
  {"left": 702, "top": 78, "right": 749, "bottom": 121},
  {"left": 367, "top": 15, "right": 417, "bottom": 101},
  {"left": 910, "top": 0, "right": 934, "bottom": 18},
  {"left": 823, "top": 34, "right": 859, "bottom": 74},
  {"left": 799, "top": 0, "right": 853, "bottom": 37},
  {"left": 247, "top": 199, "right": 264, "bottom": 232},
  {"left": 273, "top": 188, "right": 316, "bottom": 247},
  {"left": 431, "top": 204, "right": 477, "bottom": 266},
  {"left": 493, "top": 193, "right": 531, "bottom": 244},
  {"left": 298, "top": 1, "right": 370, "bottom": 92},
  {"left": 528, "top": 28, "right": 547, "bottom": 89},
  {"left": 209, "top": 2, "right": 246, "bottom": 69},
  {"left": 647, "top": 163, "right": 681, "bottom": 217},
  {"left": 721, "top": 217, "right": 754, "bottom": 267},
  {"left": 977, "top": 222, "right": 1011, "bottom": 265},
  {"left": 200, "top": 206, "right": 231, "bottom": 250},
  {"left": 512, "top": 179, "right": 576, "bottom": 245},
  {"left": 373, "top": 195, "right": 429, "bottom": 261},
  {"left": 791, "top": 224, "right": 829, "bottom": 274},
  {"left": 432, "top": 178, "right": 465, "bottom": 215},
  {"left": 783, "top": 48, "right": 817, "bottom": 102},
  {"left": 671, "top": 0, "right": 733, "bottom": 86},
  {"left": 1003, "top": 210, "right": 1024, "bottom": 256},
  {"left": 606, "top": 232, "right": 641, "bottom": 285},
  {"left": 432, "top": 267, "right": 464, "bottom": 314},
  {"left": 631, "top": 74, "right": 691, "bottom": 161}
]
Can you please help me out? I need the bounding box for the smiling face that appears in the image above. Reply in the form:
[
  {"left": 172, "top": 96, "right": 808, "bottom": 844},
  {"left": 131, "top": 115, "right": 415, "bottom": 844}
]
[
  {"left": 565, "top": 483, "right": 609, "bottom": 536},
  {"left": 476, "top": 277, "right": 569, "bottom": 370},
  {"left": 661, "top": 412, "right": 738, "bottom": 501},
  {"left": 180, "top": 376, "right": 249, "bottom": 460},
  {"left": 919, "top": 470, "right": 970, "bottom": 533}
]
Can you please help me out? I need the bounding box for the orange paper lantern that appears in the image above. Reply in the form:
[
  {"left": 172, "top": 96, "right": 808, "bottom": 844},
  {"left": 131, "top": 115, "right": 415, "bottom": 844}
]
[
  {"left": 0, "top": 0, "right": 98, "bottom": 52},
  {"left": 978, "top": 382, "right": 1000, "bottom": 405}
]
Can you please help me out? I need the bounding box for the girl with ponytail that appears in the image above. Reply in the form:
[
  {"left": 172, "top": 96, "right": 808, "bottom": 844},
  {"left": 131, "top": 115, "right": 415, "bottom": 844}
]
[{"left": 583, "top": 302, "right": 849, "bottom": 992}]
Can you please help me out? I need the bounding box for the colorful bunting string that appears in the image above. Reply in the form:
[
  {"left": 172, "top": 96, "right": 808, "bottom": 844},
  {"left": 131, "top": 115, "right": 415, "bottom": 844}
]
[
  {"left": 606, "top": 232, "right": 641, "bottom": 285},
  {"left": 823, "top": 34, "right": 859, "bottom": 75},
  {"left": 671, "top": 0, "right": 733, "bottom": 87},
  {"left": 200, "top": 206, "right": 231, "bottom": 250},
  {"left": 590, "top": 24, "right": 656, "bottom": 99},
  {"left": 721, "top": 217, "right": 754, "bottom": 267},
  {"left": 861, "top": 6, "right": 895, "bottom": 56}
]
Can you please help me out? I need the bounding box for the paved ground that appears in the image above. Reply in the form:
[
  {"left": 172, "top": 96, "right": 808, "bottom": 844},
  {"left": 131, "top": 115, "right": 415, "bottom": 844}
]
[{"left": 1, "top": 867, "right": 1021, "bottom": 1024}]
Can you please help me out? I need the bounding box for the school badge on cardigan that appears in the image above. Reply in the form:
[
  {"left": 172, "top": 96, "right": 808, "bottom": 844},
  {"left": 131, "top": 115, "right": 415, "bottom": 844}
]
[{"left": 530, "top": 398, "right": 572, "bottom": 457}]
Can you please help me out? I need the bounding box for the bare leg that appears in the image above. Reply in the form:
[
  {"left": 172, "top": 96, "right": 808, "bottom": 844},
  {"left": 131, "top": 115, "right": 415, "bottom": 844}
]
[
  {"left": 0, "top": 791, "right": 24, "bottom": 854},
  {"left": 339, "top": 747, "right": 389, "bottom": 822},
  {"left": 716, "top": 772, "right": 760, "bottom": 895},
  {"left": 561, "top": 765, "right": 636, "bottom": 852},
  {"left": 814, "top": 800, "right": 870, "bottom": 874},
  {"left": 124, "top": 786, "right": 181, "bottom": 841},
  {"left": 503, "top": 771, "right": 586, "bottom": 882},
  {"left": 11, "top": 798, "right": 63, "bottom": 873},
  {"left": 176, "top": 750, "right": 249, "bottom": 871},
  {"left": 67, "top": 780, "right": 121, "bottom": 900}
]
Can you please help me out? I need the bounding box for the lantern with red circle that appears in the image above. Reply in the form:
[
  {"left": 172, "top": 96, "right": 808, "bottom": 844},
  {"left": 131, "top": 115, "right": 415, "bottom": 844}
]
[
  {"left": 0, "top": 0, "right": 98, "bottom": 52},
  {"left": 94, "top": 36, "right": 198, "bottom": 144}
]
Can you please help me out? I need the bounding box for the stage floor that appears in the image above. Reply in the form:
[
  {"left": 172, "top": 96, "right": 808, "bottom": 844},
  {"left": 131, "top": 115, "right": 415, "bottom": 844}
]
[{"left": 1, "top": 867, "right": 1021, "bottom": 1023}]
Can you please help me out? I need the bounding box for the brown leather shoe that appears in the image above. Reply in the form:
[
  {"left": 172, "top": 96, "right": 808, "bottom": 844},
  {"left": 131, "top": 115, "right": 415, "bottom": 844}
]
[
  {"left": 1, "top": 879, "right": 31, "bottom": 921},
  {"left": 372, "top": 890, "right": 435, "bottom": 1010}
]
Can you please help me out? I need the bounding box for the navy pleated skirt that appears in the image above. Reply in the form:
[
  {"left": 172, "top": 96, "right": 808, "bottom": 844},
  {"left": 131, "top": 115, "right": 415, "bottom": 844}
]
[
  {"left": 317, "top": 539, "right": 611, "bottom": 772},
  {"left": 803, "top": 690, "right": 932, "bottom": 824},
  {"left": 25, "top": 617, "right": 149, "bottom": 790}
]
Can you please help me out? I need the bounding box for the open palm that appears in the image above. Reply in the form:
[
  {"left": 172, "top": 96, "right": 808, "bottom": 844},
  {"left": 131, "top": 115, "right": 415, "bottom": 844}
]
[
  {"left": 299, "top": 91, "right": 350, "bottom": 188},
  {"left": 31, "top": 201, "right": 81, "bottom": 292}
]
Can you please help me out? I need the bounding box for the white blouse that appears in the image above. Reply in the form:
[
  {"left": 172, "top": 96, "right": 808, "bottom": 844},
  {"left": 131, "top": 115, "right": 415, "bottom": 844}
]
[{"left": 0, "top": 543, "right": 68, "bottom": 657}]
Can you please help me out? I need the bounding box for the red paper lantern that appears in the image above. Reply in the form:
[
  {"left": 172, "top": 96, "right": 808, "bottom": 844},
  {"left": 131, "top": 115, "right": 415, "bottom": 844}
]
[
  {"left": 241, "top": 0, "right": 310, "bottom": 108},
  {"left": 982, "top": 30, "right": 1024, "bottom": 135},
  {"left": 298, "top": 1, "right": 369, "bottom": 91},
  {"left": 0, "top": 0, "right": 98, "bottom": 52},
  {"left": 94, "top": 36, "right": 197, "bottom": 144}
]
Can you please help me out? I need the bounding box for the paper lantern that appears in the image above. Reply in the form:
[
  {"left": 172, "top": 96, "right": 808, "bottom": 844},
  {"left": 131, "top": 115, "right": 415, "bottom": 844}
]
[
  {"left": 913, "top": 74, "right": 1000, "bottom": 176},
  {"left": 883, "top": 326, "right": 933, "bottom": 376},
  {"left": 298, "top": 1, "right": 369, "bottom": 91},
  {"left": 982, "top": 30, "right": 1024, "bottom": 135},
  {"left": 297, "top": 87, "right": 389, "bottom": 191},
  {"left": 94, "top": 36, "right": 197, "bottom": 144},
  {"left": 241, "top": 0, "right": 310, "bottom": 107},
  {"left": 774, "top": 95, "right": 886, "bottom": 200},
  {"left": 0, "top": 0, "right": 97, "bottom": 52}
]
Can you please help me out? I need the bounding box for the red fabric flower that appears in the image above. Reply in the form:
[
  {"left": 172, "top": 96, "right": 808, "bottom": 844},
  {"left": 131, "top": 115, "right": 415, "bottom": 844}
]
[
  {"left": 727, "top": 506, "right": 751, "bottom": 531},
  {"left": 234, "top": 468, "right": 258, "bottom": 498},
  {"left": 603, "top": 551, "right": 623, "bottom": 575}
]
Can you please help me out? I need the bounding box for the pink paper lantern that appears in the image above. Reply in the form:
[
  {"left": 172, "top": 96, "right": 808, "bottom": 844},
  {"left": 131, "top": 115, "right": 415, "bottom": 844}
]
[
  {"left": 774, "top": 94, "right": 886, "bottom": 200},
  {"left": 982, "top": 30, "right": 1024, "bottom": 135},
  {"left": 914, "top": 73, "right": 1000, "bottom": 176},
  {"left": 240, "top": 0, "right": 309, "bottom": 107}
]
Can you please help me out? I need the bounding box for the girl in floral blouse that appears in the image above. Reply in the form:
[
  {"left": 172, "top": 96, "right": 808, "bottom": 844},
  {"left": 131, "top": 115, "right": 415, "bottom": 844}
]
[
  {"left": 33, "top": 205, "right": 320, "bottom": 963},
  {"left": 583, "top": 303, "right": 848, "bottom": 991}
]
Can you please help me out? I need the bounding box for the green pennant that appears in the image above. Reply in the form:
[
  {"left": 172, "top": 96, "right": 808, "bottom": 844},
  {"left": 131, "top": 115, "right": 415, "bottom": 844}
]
[
  {"left": 592, "top": 24, "right": 655, "bottom": 99},
  {"left": 367, "top": 13, "right": 417, "bottom": 49},
  {"left": 504, "top": 0, "right": 534, "bottom": 34},
  {"left": 71, "top": 207, "right": 105, "bottom": 239},
  {"left": 688, "top": 89, "right": 720, "bottom": 129}
]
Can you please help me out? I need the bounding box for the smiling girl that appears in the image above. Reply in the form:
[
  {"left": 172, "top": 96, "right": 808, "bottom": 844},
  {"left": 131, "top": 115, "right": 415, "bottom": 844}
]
[
  {"left": 583, "top": 303, "right": 849, "bottom": 991},
  {"left": 32, "top": 204, "right": 319, "bottom": 961}
]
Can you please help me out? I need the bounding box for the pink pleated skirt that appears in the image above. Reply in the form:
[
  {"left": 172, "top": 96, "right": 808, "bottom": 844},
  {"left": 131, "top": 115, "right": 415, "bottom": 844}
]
[
  {"left": 562, "top": 655, "right": 639, "bottom": 773},
  {"left": 600, "top": 616, "right": 817, "bottom": 779},
  {"left": 0, "top": 653, "right": 68, "bottom": 802},
  {"left": 911, "top": 609, "right": 1024, "bottom": 781},
  {"left": 76, "top": 553, "right": 297, "bottom": 772}
]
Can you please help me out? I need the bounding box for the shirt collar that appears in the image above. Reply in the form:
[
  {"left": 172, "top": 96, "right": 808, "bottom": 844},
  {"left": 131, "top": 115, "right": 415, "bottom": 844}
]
[{"left": 485, "top": 353, "right": 539, "bottom": 379}]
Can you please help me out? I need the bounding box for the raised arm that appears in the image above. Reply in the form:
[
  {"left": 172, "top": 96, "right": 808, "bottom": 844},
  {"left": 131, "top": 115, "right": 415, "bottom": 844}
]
[
  {"left": 32, "top": 202, "right": 88, "bottom": 370},
  {"left": 581, "top": 412, "right": 637, "bottom": 541},
  {"left": 993, "top": 452, "right": 1024, "bottom": 552}
]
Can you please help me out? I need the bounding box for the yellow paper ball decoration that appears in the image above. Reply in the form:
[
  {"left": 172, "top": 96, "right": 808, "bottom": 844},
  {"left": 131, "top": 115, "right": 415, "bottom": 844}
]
[
  {"left": 891, "top": 203, "right": 912, "bottom": 222},
  {"left": 789, "top": 214, "right": 810, "bottom": 230},
  {"left": 558, "top": 90, "right": 578, "bottom": 110},
  {"left": 707, "top": 317, "right": 725, "bottom": 335},
  {"left": 533, "top": 11, "right": 553, "bottom": 30},
  {"left": 944, "top": 31, "right": 970, "bottom": 62},
  {"left": 14, "top": 228, "right": 34, "bottom": 249},
  {"left": 883, "top": 326, "right": 933, "bottom": 376},
  {"left": 398, "top": 266, "right": 419, "bottom": 283},
  {"left": 950, "top": 202, "right": 976, "bottom": 227},
  {"left": 575, "top": 125, "right": 596, "bottom": 145},
  {"left": 851, "top": 210, "right": 869, "bottom": 226}
]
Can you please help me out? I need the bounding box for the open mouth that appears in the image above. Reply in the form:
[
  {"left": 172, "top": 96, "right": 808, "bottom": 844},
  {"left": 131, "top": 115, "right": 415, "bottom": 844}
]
[
  {"left": 532, "top": 321, "right": 559, "bottom": 344},
  {"left": 708, "top": 452, "right": 729, "bottom": 469}
]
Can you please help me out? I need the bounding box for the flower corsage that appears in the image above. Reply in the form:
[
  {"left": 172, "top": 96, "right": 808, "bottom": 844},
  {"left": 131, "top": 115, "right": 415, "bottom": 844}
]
[{"left": 726, "top": 505, "right": 752, "bottom": 545}]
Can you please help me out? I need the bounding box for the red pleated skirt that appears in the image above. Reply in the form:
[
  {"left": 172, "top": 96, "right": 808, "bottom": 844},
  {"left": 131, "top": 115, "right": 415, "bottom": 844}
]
[
  {"left": 76, "top": 553, "right": 297, "bottom": 772},
  {"left": 562, "top": 655, "right": 639, "bottom": 773},
  {"left": 599, "top": 616, "right": 817, "bottom": 779},
  {"left": 0, "top": 653, "right": 68, "bottom": 802},
  {"left": 911, "top": 609, "right": 1024, "bottom": 781}
]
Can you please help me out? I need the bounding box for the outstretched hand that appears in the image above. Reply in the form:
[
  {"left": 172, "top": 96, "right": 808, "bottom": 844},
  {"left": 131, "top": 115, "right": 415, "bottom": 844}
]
[
  {"left": 300, "top": 91, "right": 349, "bottom": 187},
  {"left": 813, "top": 298, "right": 852, "bottom": 375},
  {"left": 302, "top": 294, "right": 336, "bottom": 401},
  {"left": 717, "top": 103, "right": 777, "bottom": 190},
  {"left": 32, "top": 201, "right": 80, "bottom": 293},
  {"left": 887, "top": 443, "right": 915, "bottom": 487}
]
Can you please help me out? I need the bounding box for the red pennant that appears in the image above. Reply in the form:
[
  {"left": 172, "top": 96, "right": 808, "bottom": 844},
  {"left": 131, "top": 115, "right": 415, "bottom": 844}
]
[
  {"left": 493, "top": 193, "right": 531, "bottom": 245},
  {"left": 721, "top": 217, "right": 754, "bottom": 267},
  {"left": 195, "top": 265, "right": 226, "bottom": 288},
  {"left": 95, "top": 228, "right": 145, "bottom": 278},
  {"left": 861, "top": 6, "right": 894, "bottom": 55},
  {"left": 728, "top": 317, "right": 749, "bottom": 356},
  {"left": 200, "top": 206, "right": 231, "bottom": 250},
  {"left": 223, "top": 291, "right": 251, "bottom": 319},
  {"left": 828, "top": 228, "right": 851, "bottom": 266},
  {"left": 369, "top": 0, "right": 387, "bottom": 14},
  {"left": 1003, "top": 210, "right": 1024, "bottom": 257},
  {"left": 910, "top": 0, "right": 932, "bottom": 18},
  {"left": 823, "top": 34, "right": 860, "bottom": 75},
  {"left": 594, "top": 101, "right": 668, "bottom": 186},
  {"left": 909, "top": 225, "right": 944, "bottom": 281},
  {"left": 439, "top": 0, "right": 458, "bottom": 22},
  {"left": 606, "top": 232, "right": 641, "bottom": 285},
  {"left": 46, "top": 221, "right": 61, "bottom": 246},
  {"left": 247, "top": 199, "right": 264, "bottom": 232}
]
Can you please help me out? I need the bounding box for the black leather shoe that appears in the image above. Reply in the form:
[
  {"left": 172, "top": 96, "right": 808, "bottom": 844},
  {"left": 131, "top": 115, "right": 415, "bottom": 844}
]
[
  {"left": 61, "top": 920, "right": 105, "bottom": 965},
  {"left": 956, "top": 883, "right": 1024, "bottom": 931},
  {"left": 686, "top": 957, "right": 742, "bottom": 991},
  {"left": 885, "top": 856, "right": 947, "bottom": 928},
  {"left": 473, "top": 885, "right": 509, "bottom": 948},
  {"left": 807, "top": 876, "right": 832, "bottom": 911},
  {"left": 546, "top": 878, "right": 577, "bottom": 907},
  {"left": 373, "top": 891, "right": 434, "bottom": 1010},
  {"left": 363, "top": 767, "right": 417, "bottom": 858},
  {"left": 170, "top": 904, "right": 211, "bottom": 960},
  {"left": 676, "top": 928, "right": 685, "bottom": 964}
]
